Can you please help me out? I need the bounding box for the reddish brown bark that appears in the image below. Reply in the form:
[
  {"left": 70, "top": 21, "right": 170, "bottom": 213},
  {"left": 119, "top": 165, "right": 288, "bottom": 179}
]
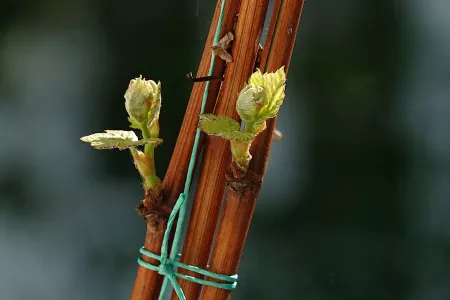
[
  {"left": 200, "top": 1, "right": 305, "bottom": 299},
  {"left": 172, "top": 1, "right": 270, "bottom": 299},
  {"left": 130, "top": 0, "right": 241, "bottom": 299}
]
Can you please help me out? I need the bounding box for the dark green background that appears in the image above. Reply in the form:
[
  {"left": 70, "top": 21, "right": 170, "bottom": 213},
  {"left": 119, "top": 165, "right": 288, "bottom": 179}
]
[{"left": 1, "top": 0, "right": 449, "bottom": 299}]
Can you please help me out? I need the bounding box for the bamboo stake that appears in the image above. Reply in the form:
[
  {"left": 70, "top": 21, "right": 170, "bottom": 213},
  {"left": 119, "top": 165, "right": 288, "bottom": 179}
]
[
  {"left": 130, "top": 1, "right": 241, "bottom": 298},
  {"left": 173, "top": 1, "right": 270, "bottom": 299},
  {"left": 200, "top": 1, "right": 305, "bottom": 299}
]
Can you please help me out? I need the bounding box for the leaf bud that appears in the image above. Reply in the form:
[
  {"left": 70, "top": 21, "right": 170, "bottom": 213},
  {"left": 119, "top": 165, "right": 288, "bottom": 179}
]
[
  {"left": 124, "top": 75, "right": 157, "bottom": 124},
  {"left": 236, "top": 84, "right": 265, "bottom": 122}
]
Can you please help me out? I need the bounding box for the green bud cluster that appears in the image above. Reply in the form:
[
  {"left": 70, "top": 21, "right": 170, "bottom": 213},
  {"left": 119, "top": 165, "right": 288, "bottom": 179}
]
[
  {"left": 81, "top": 75, "right": 163, "bottom": 193},
  {"left": 199, "top": 66, "right": 287, "bottom": 177},
  {"left": 125, "top": 75, "right": 161, "bottom": 139}
]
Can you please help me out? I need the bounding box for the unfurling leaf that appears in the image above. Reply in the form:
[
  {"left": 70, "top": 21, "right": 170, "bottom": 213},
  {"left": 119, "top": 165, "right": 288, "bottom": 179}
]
[
  {"left": 132, "top": 149, "right": 152, "bottom": 176},
  {"left": 147, "top": 81, "right": 161, "bottom": 133},
  {"left": 236, "top": 84, "right": 265, "bottom": 122},
  {"left": 124, "top": 76, "right": 156, "bottom": 124},
  {"left": 247, "top": 68, "right": 265, "bottom": 87},
  {"left": 82, "top": 74, "right": 164, "bottom": 195},
  {"left": 128, "top": 117, "right": 141, "bottom": 129},
  {"left": 124, "top": 76, "right": 162, "bottom": 140},
  {"left": 199, "top": 114, "right": 253, "bottom": 141},
  {"left": 80, "top": 130, "right": 162, "bottom": 150},
  {"left": 246, "top": 66, "right": 286, "bottom": 121},
  {"left": 197, "top": 66, "right": 287, "bottom": 178},
  {"left": 131, "top": 149, "right": 160, "bottom": 191}
]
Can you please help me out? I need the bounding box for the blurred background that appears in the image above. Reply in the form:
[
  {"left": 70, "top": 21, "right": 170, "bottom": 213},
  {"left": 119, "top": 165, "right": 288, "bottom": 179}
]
[{"left": 1, "top": 0, "right": 450, "bottom": 299}]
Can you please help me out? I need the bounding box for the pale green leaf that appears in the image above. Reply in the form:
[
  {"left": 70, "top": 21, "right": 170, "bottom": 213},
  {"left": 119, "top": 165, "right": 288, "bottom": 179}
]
[
  {"left": 249, "top": 66, "right": 286, "bottom": 122},
  {"left": 263, "top": 66, "right": 286, "bottom": 110},
  {"left": 147, "top": 81, "right": 161, "bottom": 129},
  {"left": 245, "top": 119, "right": 267, "bottom": 136},
  {"left": 199, "top": 114, "right": 240, "bottom": 132},
  {"left": 128, "top": 138, "right": 163, "bottom": 148},
  {"left": 248, "top": 69, "right": 264, "bottom": 87},
  {"left": 224, "top": 131, "right": 255, "bottom": 141},
  {"left": 257, "top": 81, "right": 286, "bottom": 120},
  {"left": 128, "top": 117, "right": 141, "bottom": 129},
  {"left": 80, "top": 130, "right": 162, "bottom": 150},
  {"left": 199, "top": 114, "right": 254, "bottom": 141},
  {"left": 124, "top": 76, "right": 154, "bottom": 123},
  {"left": 236, "top": 84, "right": 264, "bottom": 122}
]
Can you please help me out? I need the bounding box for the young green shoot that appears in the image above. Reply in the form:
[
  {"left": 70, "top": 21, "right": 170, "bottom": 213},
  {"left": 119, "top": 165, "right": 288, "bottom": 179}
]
[
  {"left": 81, "top": 75, "right": 163, "bottom": 194},
  {"left": 199, "top": 66, "right": 286, "bottom": 178}
]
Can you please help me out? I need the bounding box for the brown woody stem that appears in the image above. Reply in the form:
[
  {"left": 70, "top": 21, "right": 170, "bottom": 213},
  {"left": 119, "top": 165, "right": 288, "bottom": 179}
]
[
  {"left": 173, "top": 0, "right": 269, "bottom": 299},
  {"left": 130, "top": 0, "right": 241, "bottom": 299},
  {"left": 200, "top": 1, "right": 305, "bottom": 299}
]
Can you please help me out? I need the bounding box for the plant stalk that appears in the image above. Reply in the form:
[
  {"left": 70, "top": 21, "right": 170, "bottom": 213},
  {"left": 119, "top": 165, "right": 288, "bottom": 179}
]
[
  {"left": 200, "top": 1, "right": 305, "bottom": 299},
  {"left": 172, "top": 0, "right": 270, "bottom": 299},
  {"left": 230, "top": 139, "right": 252, "bottom": 178},
  {"left": 139, "top": 124, "right": 158, "bottom": 190},
  {"left": 130, "top": 0, "right": 240, "bottom": 298}
]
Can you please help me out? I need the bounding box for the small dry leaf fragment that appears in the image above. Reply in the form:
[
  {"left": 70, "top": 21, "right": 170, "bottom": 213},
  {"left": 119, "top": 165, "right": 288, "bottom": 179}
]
[
  {"left": 272, "top": 128, "right": 284, "bottom": 141},
  {"left": 212, "top": 31, "right": 234, "bottom": 62}
]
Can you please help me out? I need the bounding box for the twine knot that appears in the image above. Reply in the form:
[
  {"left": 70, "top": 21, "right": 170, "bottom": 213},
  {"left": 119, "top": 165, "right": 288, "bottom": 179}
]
[{"left": 158, "top": 262, "right": 174, "bottom": 276}]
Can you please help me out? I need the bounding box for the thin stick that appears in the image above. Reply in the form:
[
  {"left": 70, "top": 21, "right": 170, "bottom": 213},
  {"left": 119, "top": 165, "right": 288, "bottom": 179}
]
[
  {"left": 130, "top": 1, "right": 240, "bottom": 298},
  {"left": 200, "top": 1, "right": 305, "bottom": 299},
  {"left": 173, "top": 1, "right": 270, "bottom": 299},
  {"left": 186, "top": 72, "right": 224, "bottom": 82},
  {"left": 162, "top": 0, "right": 241, "bottom": 209}
]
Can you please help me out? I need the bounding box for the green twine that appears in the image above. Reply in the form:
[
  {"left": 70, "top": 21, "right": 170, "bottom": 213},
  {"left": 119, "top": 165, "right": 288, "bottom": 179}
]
[
  {"left": 138, "top": 248, "right": 237, "bottom": 291},
  {"left": 136, "top": 1, "right": 238, "bottom": 299}
]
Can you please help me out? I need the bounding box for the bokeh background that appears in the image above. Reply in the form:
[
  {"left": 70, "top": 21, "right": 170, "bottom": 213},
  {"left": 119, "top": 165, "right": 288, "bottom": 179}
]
[{"left": 1, "top": 0, "right": 450, "bottom": 299}]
